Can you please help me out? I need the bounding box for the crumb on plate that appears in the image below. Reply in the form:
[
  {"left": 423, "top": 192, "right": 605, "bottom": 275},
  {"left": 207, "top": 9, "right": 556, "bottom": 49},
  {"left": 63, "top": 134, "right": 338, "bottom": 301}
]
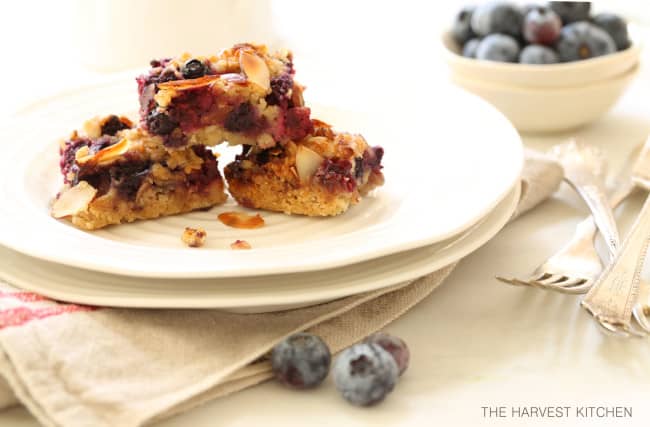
[
  {"left": 182, "top": 227, "right": 207, "bottom": 247},
  {"left": 230, "top": 239, "right": 252, "bottom": 250}
]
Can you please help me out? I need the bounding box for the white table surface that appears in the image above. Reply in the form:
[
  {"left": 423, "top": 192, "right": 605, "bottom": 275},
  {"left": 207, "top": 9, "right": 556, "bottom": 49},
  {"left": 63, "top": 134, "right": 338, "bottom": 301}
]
[{"left": 2, "top": 3, "right": 650, "bottom": 426}]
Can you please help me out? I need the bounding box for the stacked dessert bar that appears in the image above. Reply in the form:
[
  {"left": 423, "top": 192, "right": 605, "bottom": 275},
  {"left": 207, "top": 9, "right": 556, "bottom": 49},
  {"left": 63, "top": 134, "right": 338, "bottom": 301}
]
[{"left": 52, "top": 43, "right": 384, "bottom": 229}]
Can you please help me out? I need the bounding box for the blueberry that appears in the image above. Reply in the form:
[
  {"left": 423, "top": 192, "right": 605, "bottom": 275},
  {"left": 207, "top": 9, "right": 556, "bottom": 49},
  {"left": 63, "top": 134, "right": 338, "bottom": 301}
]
[
  {"left": 451, "top": 6, "right": 476, "bottom": 46},
  {"left": 271, "top": 333, "right": 331, "bottom": 390},
  {"left": 549, "top": 2, "right": 591, "bottom": 24},
  {"left": 181, "top": 58, "right": 207, "bottom": 79},
  {"left": 89, "top": 135, "right": 117, "bottom": 154},
  {"left": 470, "top": 2, "right": 524, "bottom": 38},
  {"left": 476, "top": 34, "right": 520, "bottom": 62},
  {"left": 556, "top": 22, "right": 616, "bottom": 62},
  {"left": 224, "top": 102, "right": 258, "bottom": 132},
  {"left": 146, "top": 111, "right": 177, "bottom": 135},
  {"left": 593, "top": 13, "right": 630, "bottom": 51},
  {"left": 266, "top": 74, "right": 293, "bottom": 106},
  {"left": 462, "top": 38, "right": 481, "bottom": 58},
  {"left": 100, "top": 115, "right": 130, "bottom": 136},
  {"left": 519, "top": 45, "right": 560, "bottom": 64},
  {"left": 157, "top": 69, "right": 179, "bottom": 84},
  {"left": 523, "top": 6, "right": 562, "bottom": 45},
  {"left": 333, "top": 343, "right": 398, "bottom": 406},
  {"left": 365, "top": 333, "right": 410, "bottom": 376},
  {"left": 112, "top": 163, "right": 151, "bottom": 199}
]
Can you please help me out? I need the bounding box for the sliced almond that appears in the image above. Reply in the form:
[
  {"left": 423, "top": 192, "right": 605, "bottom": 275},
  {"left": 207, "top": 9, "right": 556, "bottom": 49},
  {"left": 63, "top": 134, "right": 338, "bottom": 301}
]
[
  {"left": 239, "top": 51, "right": 270, "bottom": 92},
  {"left": 82, "top": 117, "right": 102, "bottom": 138},
  {"left": 295, "top": 145, "right": 324, "bottom": 183},
  {"left": 230, "top": 239, "right": 252, "bottom": 250},
  {"left": 218, "top": 212, "right": 265, "bottom": 229},
  {"left": 220, "top": 73, "right": 247, "bottom": 84},
  {"left": 76, "top": 138, "right": 131, "bottom": 166},
  {"left": 74, "top": 146, "right": 90, "bottom": 162},
  {"left": 158, "top": 75, "right": 220, "bottom": 91},
  {"left": 51, "top": 181, "right": 97, "bottom": 218}
]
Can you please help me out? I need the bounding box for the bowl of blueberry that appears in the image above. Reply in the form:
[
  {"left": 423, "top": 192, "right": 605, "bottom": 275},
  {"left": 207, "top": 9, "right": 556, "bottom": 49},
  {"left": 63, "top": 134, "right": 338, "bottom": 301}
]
[{"left": 443, "top": 1, "right": 642, "bottom": 133}]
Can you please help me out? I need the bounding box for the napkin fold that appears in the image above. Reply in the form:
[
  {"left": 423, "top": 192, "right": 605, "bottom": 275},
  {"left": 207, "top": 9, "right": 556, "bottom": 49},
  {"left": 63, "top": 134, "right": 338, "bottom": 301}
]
[{"left": 0, "top": 149, "right": 562, "bottom": 427}]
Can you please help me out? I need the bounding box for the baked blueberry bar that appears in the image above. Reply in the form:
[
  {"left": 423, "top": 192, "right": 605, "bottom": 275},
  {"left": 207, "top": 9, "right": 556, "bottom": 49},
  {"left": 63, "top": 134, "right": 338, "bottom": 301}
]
[
  {"left": 224, "top": 120, "right": 384, "bottom": 216},
  {"left": 52, "top": 115, "right": 227, "bottom": 230},
  {"left": 137, "top": 43, "right": 313, "bottom": 149}
]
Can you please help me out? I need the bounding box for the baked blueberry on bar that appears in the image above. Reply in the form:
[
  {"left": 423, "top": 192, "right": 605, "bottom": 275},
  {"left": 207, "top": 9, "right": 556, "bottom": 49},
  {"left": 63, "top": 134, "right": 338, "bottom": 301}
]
[
  {"left": 224, "top": 120, "right": 384, "bottom": 216},
  {"left": 52, "top": 116, "right": 227, "bottom": 230},
  {"left": 137, "top": 43, "right": 313, "bottom": 149}
]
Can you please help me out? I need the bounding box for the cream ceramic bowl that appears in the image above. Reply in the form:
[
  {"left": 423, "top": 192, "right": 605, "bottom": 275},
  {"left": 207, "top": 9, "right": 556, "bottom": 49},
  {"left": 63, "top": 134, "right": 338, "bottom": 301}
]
[
  {"left": 451, "top": 64, "right": 639, "bottom": 133},
  {"left": 442, "top": 28, "right": 642, "bottom": 132}
]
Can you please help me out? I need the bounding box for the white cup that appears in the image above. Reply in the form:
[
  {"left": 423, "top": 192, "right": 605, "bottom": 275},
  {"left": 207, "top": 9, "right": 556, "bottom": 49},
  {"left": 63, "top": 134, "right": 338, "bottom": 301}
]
[{"left": 70, "top": 0, "right": 276, "bottom": 71}]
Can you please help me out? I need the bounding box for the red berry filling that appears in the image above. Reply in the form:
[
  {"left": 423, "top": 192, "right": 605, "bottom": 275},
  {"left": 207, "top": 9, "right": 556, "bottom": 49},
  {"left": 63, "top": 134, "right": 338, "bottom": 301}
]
[
  {"left": 315, "top": 158, "right": 356, "bottom": 193},
  {"left": 137, "top": 63, "right": 312, "bottom": 147}
]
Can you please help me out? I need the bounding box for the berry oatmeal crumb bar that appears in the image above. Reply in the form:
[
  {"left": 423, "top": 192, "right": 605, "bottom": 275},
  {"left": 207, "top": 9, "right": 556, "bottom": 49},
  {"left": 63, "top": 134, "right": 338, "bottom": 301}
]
[
  {"left": 137, "top": 43, "right": 313, "bottom": 150},
  {"left": 52, "top": 115, "right": 227, "bottom": 230},
  {"left": 224, "top": 120, "right": 384, "bottom": 216}
]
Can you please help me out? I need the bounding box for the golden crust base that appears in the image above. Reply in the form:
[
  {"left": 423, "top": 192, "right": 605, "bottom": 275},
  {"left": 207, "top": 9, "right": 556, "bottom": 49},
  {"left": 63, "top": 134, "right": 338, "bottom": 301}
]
[{"left": 69, "top": 178, "right": 227, "bottom": 230}]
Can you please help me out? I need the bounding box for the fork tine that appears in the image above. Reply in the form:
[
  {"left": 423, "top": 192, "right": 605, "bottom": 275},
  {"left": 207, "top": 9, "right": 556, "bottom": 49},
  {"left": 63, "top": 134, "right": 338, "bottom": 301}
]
[
  {"left": 529, "top": 272, "right": 553, "bottom": 282},
  {"left": 550, "top": 277, "right": 588, "bottom": 287},
  {"left": 544, "top": 280, "right": 592, "bottom": 294},
  {"left": 598, "top": 318, "right": 648, "bottom": 338},
  {"left": 535, "top": 274, "right": 566, "bottom": 286},
  {"left": 544, "top": 277, "right": 584, "bottom": 287},
  {"left": 495, "top": 276, "right": 544, "bottom": 288},
  {"left": 624, "top": 322, "right": 648, "bottom": 338},
  {"left": 597, "top": 320, "right": 631, "bottom": 338},
  {"left": 496, "top": 274, "right": 592, "bottom": 295},
  {"left": 495, "top": 276, "right": 525, "bottom": 286},
  {"left": 632, "top": 307, "right": 650, "bottom": 333}
]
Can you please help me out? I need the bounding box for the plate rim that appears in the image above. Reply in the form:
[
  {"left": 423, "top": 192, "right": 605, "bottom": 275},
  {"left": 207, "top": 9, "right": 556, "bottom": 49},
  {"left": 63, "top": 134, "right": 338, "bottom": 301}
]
[{"left": 0, "top": 184, "right": 520, "bottom": 311}]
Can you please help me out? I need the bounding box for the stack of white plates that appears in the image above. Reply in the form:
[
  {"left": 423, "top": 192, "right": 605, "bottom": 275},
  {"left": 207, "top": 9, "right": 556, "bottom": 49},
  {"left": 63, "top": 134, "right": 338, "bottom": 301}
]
[{"left": 0, "top": 79, "right": 523, "bottom": 313}]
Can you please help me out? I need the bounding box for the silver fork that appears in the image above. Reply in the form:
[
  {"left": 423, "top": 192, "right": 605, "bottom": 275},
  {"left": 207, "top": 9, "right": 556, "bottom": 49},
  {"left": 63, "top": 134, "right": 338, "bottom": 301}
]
[
  {"left": 632, "top": 280, "right": 650, "bottom": 332},
  {"left": 581, "top": 137, "right": 650, "bottom": 337},
  {"left": 497, "top": 143, "right": 635, "bottom": 294},
  {"left": 549, "top": 140, "right": 620, "bottom": 259},
  {"left": 581, "top": 193, "right": 650, "bottom": 338}
]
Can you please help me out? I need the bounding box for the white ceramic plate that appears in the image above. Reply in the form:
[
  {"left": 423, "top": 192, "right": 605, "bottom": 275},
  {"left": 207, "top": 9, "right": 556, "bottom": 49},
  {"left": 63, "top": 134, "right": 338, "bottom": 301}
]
[
  {"left": 0, "top": 184, "right": 519, "bottom": 312},
  {"left": 0, "top": 78, "right": 523, "bottom": 278}
]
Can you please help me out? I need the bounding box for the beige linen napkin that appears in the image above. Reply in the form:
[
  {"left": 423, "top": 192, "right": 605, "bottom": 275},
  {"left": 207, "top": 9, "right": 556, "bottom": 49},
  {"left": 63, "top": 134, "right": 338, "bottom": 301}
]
[{"left": 0, "top": 149, "right": 562, "bottom": 427}]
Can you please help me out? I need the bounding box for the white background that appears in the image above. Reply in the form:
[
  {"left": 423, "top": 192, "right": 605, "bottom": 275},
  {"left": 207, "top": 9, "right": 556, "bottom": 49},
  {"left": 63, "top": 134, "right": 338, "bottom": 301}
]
[
  {"left": 1, "top": 1, "right": 650, "bottom": 426},
  {"left": 0, "top": 0, "right": 648, "bottom": 116}
]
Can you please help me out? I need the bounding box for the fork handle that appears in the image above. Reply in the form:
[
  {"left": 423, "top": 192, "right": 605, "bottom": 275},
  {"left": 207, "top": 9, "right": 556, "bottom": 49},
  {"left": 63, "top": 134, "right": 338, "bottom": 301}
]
[
  {"left": 572, "top": 180, "right": 635, "bottom": 245},
  {"left": 563, "top": 178, "right": 620, "bottom": 260},
  {"left": 582, "top": 193, "right": 650, "bottom": 327}
]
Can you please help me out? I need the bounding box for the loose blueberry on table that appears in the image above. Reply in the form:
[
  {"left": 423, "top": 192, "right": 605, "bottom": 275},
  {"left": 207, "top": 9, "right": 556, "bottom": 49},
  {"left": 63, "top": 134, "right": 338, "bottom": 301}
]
[
  {"left": 271, "top": 333, "right": 331, "bottom": 389},
  {"left": 333, "top": 342, "right": 399, "bottom": 406},
  {"left": 452, "top": 1, "right": 630, "bottom": 64},
  {"left": 365, "top": 332, "right": 410, "bottom": 376},
  {"left": 269, "top": 332, "right": 409, "bottom": 407}
]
